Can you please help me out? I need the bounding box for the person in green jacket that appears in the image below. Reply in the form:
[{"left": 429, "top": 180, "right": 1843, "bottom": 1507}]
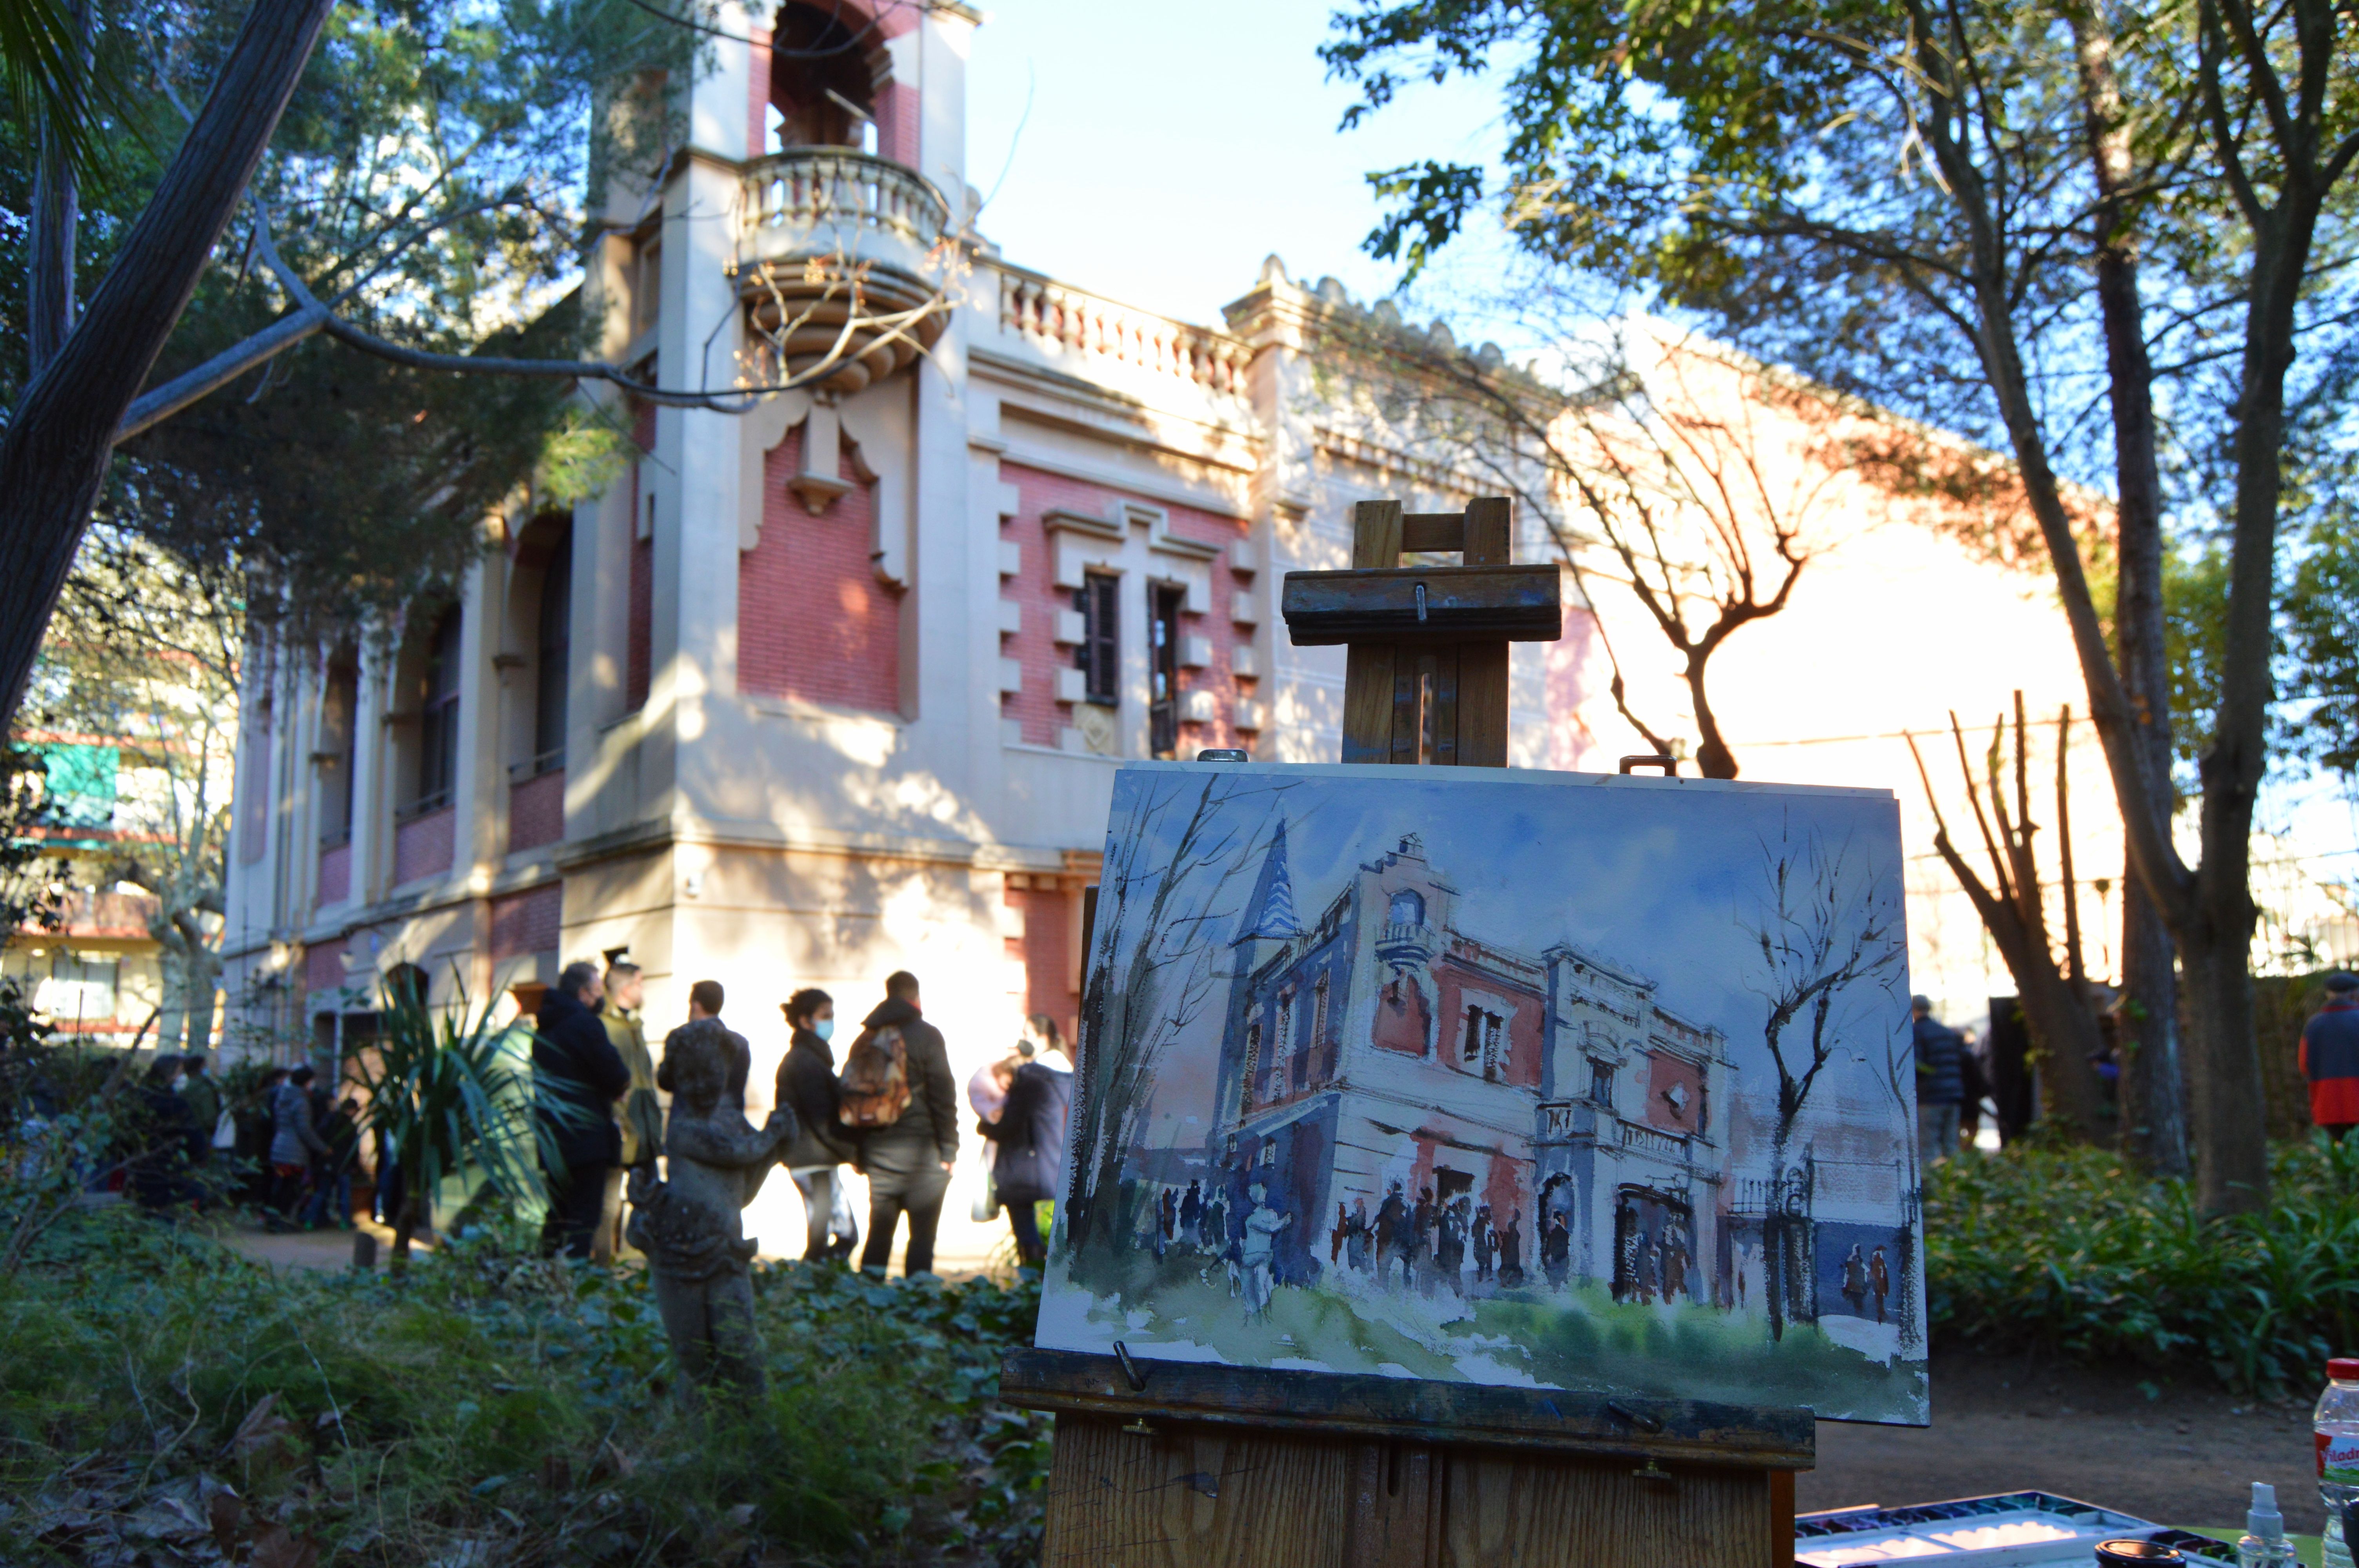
[{"left": 597, "top": 953, "right": 660, "bottom": 1263}]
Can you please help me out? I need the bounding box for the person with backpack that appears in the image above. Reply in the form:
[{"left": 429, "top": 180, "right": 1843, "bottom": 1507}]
[
  {"left": 266, "top": 1065, "right": 331, "bottom": 1231},
  {"left": 842, "top": 971, "right": 958, "bottom": 1276},
  {"left": 975, "top": 1016, "right": 1074, "bottom": 1268},
  {"left": 775, "top": 986, "right": 860, "bottom": 1261}
]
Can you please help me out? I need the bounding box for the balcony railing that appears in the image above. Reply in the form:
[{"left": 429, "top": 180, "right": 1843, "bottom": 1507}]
[
  {"left": 1615, "top": 1117, "right": 1688, "bottom": 1163},
  {"left": 738, "top": 149, "right": 950, "bottom": 261},
  {"left": 998, "top": 272, "right": 1253, "bottom": 396},
  {"left": 1374, "top": 919, "right": 1436, "bottom": 965}
]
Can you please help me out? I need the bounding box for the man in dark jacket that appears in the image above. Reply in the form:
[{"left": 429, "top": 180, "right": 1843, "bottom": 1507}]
[
  {"left": 2303, "top": 972, "right": 2359, "bottom": 1140},
  {"left": 536, "top": 961, "right": 631, "bottom": 1259},
  {"left": 776, "top": 987, "right": 860, "bottom": 1261},
  {"left": 661, "top": 980, "right": 750, "bottom": 1112},
  {"left": 1912, "top": 995, "right": 1965, "bottom": 1163},
  {"left": 856, "top": 971, "right": 959, "bottom": 1276}
]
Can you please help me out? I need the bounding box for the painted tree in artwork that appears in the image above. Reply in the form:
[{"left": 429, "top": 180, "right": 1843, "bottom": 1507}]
[
  {"left": 1741, "top": 816, "right": 1907, "bottom": 1338},
  {"left": 1065, "top": 771, "right": 1296, "bottom": 1259}
]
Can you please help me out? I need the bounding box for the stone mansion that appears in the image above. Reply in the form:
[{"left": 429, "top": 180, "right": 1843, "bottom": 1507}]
[{"left": 214, "top": 0, "right": 2116, "bottom": 1255}]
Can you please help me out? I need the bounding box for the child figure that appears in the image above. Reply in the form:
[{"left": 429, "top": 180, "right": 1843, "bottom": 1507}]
[{"left": 625, "top": 1019, "right": 797, "bottom": 1396}]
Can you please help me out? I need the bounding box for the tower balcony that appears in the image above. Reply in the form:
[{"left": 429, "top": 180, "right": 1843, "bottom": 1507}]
[
  {"left": 1374, "top": 919, "right": 1436, "bottom": 966},
  {"left": 734, "top": 149, "right": 952, "bottom": 394}
]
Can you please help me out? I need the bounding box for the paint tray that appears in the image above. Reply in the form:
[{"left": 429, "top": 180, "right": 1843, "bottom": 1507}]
[{"left": 1794, "top": 1491, "right": 2234, "bottom": 1566}]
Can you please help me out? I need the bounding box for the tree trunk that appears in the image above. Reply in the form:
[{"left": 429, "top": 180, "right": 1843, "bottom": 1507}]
[
  {"left": 2118, "top": 877, "right": 2190, "bottom": 1176},
  {"left": 2182, "top": 922, "right": 2271, "bottom": 1210},
  {"left": 392, "top": 1189, "right": 425, "bottom": 1269},
  {"left": 2019, "top": 967, "right": 2112, "bottom": 1134},
  {"left": 0, "top": 0, "right": 338, "bottom": 724},
  {"left": 25, "top": 0, "right": 89, "bottom": 378}
]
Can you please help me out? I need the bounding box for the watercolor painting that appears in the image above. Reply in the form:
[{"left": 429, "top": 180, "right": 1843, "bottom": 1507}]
[{"left": 1037, "top": 760, "right": 1928, "bottom": 1425}]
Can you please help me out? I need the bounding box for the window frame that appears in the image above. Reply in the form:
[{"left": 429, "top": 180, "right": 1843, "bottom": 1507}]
[
  {"left": 1077, "top": 573, "right": 1120, "bottom": 707},
  {"left": 1147, "top": 581, "right": 1183, "bottom": 757},
  {"left": 411, "top": 610, "right": 463, "bottom": 815}
]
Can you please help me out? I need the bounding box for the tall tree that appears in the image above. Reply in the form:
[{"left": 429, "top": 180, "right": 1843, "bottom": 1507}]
[{"left": 1325, "top": 0, "right": 2359, "bottom": 1211}]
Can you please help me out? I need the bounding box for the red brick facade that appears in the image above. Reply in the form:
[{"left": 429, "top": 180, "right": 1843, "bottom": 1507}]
[
  {"left": 739, "top": 420, "right": 903, "bottom": 714},
  {"left": 489, "top": 882, "right": 563, "bottom": 962},
  {"left": 304, "top": 936, "right": 345, "bottom": 993},
  {"left": 995, "top": 463, "right": 1251, "bottom": 751},
  {"left": 393, "top": 806, "right": 454, "bottom": 886},
  {"left": 1005, "top": 881, "right": 1078, "bottom": 1047},
  {"left": 315, "top": 842, "right": 350, "bottom": 905},
  {"left": 507, "top": 767, "right": 565, "bottom": 854}
]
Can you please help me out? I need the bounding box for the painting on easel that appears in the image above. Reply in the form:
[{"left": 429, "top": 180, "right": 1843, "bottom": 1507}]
[{"left": 1040, "top": 760, "right": 1930, "bottom": 1425}]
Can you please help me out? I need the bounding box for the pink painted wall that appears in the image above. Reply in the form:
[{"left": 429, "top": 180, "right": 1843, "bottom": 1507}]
[{"left": 739, "top": 420, "right": 903, "bottom": 714}]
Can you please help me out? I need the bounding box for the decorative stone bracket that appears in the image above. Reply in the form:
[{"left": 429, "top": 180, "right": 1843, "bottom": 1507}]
[{"left": 737, "top": 389, "right": 910, "bottom": 588}]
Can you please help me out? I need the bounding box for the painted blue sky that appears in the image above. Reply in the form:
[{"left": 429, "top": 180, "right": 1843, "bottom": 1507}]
[{"left": 1100, "top": 762, "right": 1914, "bottom": 1146}]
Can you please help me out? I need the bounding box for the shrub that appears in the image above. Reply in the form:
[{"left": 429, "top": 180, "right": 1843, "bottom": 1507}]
[
  {"left": 0, "top": 1212, "right": 1048, "bottom": 1565},
  {"left": 1925, "top": 1136, "right": 2359, "bottom": 1392}
]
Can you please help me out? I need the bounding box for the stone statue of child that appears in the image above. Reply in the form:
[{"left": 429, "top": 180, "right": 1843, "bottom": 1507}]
[{"left": 625, "top": 1018, "right": 796, "bottom": 1395}]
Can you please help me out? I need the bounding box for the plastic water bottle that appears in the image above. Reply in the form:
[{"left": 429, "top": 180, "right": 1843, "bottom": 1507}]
[
  {"left": 2318, "top": 1356, "right": 2359, "bottom": 1568},
  {"left": 2238, "top": 1481, "right": 2298, "bottom": 1567}
]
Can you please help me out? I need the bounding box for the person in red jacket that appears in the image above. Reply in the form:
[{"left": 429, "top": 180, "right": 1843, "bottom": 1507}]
[{"left": 2300, "top": 971, "right": 2359, "bottom": 1140}]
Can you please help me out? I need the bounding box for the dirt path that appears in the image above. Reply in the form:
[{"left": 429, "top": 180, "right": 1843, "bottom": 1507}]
[{"left": 1801, "top": 1347, "right": 2324, "bottom": 1538}]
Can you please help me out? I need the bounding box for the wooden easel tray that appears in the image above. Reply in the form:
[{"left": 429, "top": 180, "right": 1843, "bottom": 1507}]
[{"left": 1000, "top": 1347, "right": 1816, "bottom": 1471}]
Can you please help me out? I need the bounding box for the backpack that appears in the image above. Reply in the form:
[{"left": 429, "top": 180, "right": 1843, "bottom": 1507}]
[{"left": 837, "top": 1024, "right": 910, "bottom": 1129}]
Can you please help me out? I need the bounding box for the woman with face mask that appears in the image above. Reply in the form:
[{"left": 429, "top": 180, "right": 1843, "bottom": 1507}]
[{"left": 776, "top": 987, "right": 860, "bottom": 1262}]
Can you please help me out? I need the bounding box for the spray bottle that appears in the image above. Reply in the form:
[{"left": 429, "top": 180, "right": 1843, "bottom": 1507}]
[{"left": 2237, "top": 1481, "right": 2299, "bottom": 1568}]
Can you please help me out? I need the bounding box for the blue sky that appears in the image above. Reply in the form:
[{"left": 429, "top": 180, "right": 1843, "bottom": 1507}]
[{"left": 965, "top": 0, "right": 1505, "bottom": 326}]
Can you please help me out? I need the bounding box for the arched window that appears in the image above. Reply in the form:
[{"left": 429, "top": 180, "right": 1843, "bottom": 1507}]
[
  {"left": 1388, "top": 889, "right": 1425, "bottom": 928},
  {"left": 768, "top": 2, "right": 877, "bottom": 151}
]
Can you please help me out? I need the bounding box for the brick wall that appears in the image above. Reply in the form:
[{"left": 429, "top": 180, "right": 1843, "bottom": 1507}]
[
  {"left": 876, "top": 80, "right": 919, "bottom": 166},
  {"left": 304, "top": 937, "right": 345, "bottom": 993},
  {"left": 996, "top": 463, "right": 1251, "bottom": 750},
  {"left": 507, "top": 767, "right": 566, "bottom": 854},
  {"left": 316, "top": 842, "right": 350, "bottom": 905},
  {"left": 747, "top": 25, "right": 771, "bottom": 153},
  {"left": 393, "top": 806, "right": 454, "bottom": 886},
  {"left": 1006, "top": 881, "right": 1078, "bottom": 1046},
  {"left": 739, "top": 420, "right": 903, "bottom": 713},
  {"left": 489, "top": 882, "right": 562, "bottom": 962}
]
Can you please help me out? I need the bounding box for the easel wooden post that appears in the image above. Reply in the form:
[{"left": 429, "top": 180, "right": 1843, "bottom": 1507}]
[{"left": 1002, "top": 497, "right": 1813, "bottom": 1566}]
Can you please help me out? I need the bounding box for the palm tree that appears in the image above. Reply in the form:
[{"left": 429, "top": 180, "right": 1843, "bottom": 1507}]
[{"left": 345, "top": 971, "right": 577, "bottom": 1267}]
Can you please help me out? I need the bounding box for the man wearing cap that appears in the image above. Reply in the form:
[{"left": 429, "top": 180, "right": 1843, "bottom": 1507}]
[
  {"left": 1912, "top": 995, "right": 1965, "bottom": 1163},
  {"left": 2302, "top": 973, "right": 2359, "bottom": 1142},
  {"left": 597, "top": 950, "right": 660, "bottom": 1262}
]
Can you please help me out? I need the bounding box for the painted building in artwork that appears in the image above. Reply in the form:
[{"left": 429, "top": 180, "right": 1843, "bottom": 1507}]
[
  {"left": 1209, "top": 822, "right": 1733, "bottom": 1302},
  {"left": 212, "top": 0, "right": 2152, "bottom": 1258}
]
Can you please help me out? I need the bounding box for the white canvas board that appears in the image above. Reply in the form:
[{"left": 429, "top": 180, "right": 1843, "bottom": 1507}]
[{"left": 1038, "top": 760, "right": 1929, "bottom": 1425}]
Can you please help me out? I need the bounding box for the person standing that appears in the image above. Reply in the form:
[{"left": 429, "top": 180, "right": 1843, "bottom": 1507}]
[
  {"left": 132, "top": 1056, "right": 194, "bottom": 1212},
  {"left": 180, "top": 1051, "right": 222, "bottom": 1198},
  {"left": 776, "top": 987, "right": 860, "bottom": 1261},
  {"left": 534, "top": 962, "right": 630, "bottom": 1259},
  {"left": 304, "top": 1096, "right": 361, "bottom": 1229},
  {"left": 596, "top": 954, "right": 660, "bottom": 1263},
  {"left": 1911, "top": 995, "right": 1965, "bottom": 1162},
  {"left": 853, "top": 971, "right": 958, "bottom": 1276},
  {"left": 976, "top": 1026, "right": 1074, "bottom": 1269},
  {"left": 663, "top": 981, "right": 750, "bottom": 1112},
  {"left": 1541, "top": 1209, "right": 1570, "bottom": 1290},
  {"left": 1473, "top": 1203, "right": 1496, "bottom": 1285},
  {"left": 2302, "top": 972, "right": 2359, "bottom": 1141},
  {"left": 266, "top": 1065, "right": 331, "bottom": 1230},
  {"left": 1869, "top": 1245, "right": 1891, "bottom": 1325},
  {"left": 1374, "top": 1181, "right": 1407, "bottom": 1290},
  {"left": 1840, "top": 1243, "right": 1868, "bottom": 1316}
]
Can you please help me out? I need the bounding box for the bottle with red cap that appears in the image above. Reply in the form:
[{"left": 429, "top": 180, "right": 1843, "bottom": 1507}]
[{"left": 2318, "top": 1356, "right": 2359, "bottom": 1568}]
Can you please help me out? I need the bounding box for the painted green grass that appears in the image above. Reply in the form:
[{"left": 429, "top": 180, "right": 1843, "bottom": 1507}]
[{"left": 1061, "top": 1246, "right": 1923, "bottom": 1419}]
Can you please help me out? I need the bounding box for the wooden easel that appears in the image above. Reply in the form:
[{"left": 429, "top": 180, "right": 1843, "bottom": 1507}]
[{"left": 1001, "top": 497, "right": 1814, "bottom": 1566}]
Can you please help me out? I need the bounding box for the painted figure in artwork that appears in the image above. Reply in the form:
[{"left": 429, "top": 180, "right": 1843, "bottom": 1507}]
[{"left": 1241, "top": 1180, "right": 1292, "bottom": 1318}]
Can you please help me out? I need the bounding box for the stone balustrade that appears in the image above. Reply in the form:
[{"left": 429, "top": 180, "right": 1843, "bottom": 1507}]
[
  {"left": 997, "top": 272, "right": 1253, "bottom": 396},
  {"left": 738, "top": 149, "right": 950, "bottom": 259}
]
